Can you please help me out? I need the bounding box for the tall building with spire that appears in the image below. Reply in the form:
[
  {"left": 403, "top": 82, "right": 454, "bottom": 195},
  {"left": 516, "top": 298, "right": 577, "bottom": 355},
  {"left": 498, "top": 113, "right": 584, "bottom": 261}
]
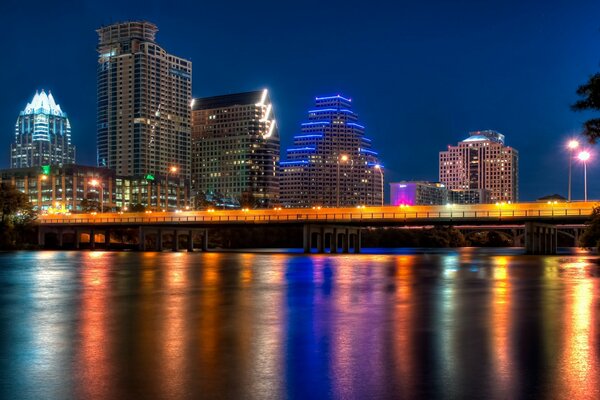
[
  {"left": 280, "top": 95, "right": 384, "bottom": 207},
  {"left": 439, "top": 130, "right": 519, "bottom": 202},
  {"left": 11, "top": 90, "right": 75, "bottom": 168},
  {"left": 96, "top": 21, "right": 192, "bottom": 182}
]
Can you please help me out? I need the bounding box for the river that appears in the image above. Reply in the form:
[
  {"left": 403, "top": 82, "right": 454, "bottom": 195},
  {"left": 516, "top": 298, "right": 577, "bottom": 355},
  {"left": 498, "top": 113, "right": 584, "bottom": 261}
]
[{"left": 1, "top": 249, "right": 599, "bottom": 399}]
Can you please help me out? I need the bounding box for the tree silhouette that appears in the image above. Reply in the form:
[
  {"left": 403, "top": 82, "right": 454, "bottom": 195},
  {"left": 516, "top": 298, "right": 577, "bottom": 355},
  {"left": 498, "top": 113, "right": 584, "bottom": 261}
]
[{"left": 572, "top": 72, "right": 600, "bottom": 142}]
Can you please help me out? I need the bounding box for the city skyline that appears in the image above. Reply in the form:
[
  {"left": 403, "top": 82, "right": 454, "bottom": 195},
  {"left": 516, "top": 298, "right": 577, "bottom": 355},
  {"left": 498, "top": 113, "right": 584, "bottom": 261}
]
[{"left": 1, "top": 1, "right": 600, "bottom": 201}]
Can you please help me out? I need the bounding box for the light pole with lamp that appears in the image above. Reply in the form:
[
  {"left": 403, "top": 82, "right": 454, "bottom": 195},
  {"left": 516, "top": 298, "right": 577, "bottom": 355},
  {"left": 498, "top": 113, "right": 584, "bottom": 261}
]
[
  {"left": 578, "top": 150, "right": 590, "bottom": 202},
  {"left": 567, "top": 139, "right": 579, "bottom": 202},
  {"left": 337, "top": 154, "right": 349, "bottom": 207},
  {"left": 89, "top": 179, "right": 104, "bottom": 213},
  {"left": 166, "top": 166, "right": 178, "bottom": 211},
  {"left": 374, "top": 164, "right": 384, "bottom": 206}
]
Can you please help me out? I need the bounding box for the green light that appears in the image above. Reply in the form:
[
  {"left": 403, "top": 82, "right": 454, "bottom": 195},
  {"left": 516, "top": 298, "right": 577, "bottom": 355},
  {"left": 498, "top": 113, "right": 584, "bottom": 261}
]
[
  {"left": 144, "top": 174, "right": 155, "bottom": 181},
  {"left": 41, "top": 165, "right": 51, "bottom": 175}
]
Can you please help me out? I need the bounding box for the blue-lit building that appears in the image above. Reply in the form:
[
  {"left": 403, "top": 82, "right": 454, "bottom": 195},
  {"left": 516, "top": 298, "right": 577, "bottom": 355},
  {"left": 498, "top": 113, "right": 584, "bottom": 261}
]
[
  {"left": 11, "top": 90, "right": 75, "bottom": 168},
  {"left": 280, "top": 95, "right": 384, "bottom": 207}
]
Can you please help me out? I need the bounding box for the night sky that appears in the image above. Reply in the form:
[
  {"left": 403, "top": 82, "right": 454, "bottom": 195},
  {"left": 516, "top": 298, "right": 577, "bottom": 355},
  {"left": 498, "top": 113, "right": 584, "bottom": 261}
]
[{"left": 1, "top": 0, "right": 599, "bottom": 201}]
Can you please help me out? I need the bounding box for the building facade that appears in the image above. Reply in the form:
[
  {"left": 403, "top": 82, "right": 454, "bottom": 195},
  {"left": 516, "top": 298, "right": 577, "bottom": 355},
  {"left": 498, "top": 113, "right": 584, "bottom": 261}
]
[
  {"left": 0, "top": 165, "right": 188, "bottom": 212},
  {"left": 0, "top": 165, "right": 115, "bottom": 212},
  {"left": 191, "top": 90, "right": 280, "bottom": 208},
  {"left": 96, "top": 21, "right": 192, "bottom": 181},
  {"left": 11, "top": 90, "right": 75, "bottom": 168},
  {"left": 280, "top": 95, "right": 384, "bottom": 207},
  {"left": 439, "top": 130, "right": 518, "bottom": 203}
]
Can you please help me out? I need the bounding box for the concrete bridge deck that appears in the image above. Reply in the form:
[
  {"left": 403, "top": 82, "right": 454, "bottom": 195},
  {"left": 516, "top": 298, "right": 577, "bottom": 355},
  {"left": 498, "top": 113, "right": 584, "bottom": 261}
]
[{"left": 37, "top": 202, "right": 597, "bottom": 254}]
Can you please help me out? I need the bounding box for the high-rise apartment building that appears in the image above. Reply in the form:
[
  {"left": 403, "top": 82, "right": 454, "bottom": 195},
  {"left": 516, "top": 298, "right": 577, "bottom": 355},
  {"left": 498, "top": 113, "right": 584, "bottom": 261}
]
[
  {"left": 280, "top": 95, "right": 384, "bottom": 207},
  {"left": 191, "top": 90, "right": 280, "bottom": 208},
  {"left": 96, "top": 21, "right": 191, "bottom": 182},
  {"left": 11, "top": 90, "right": 75, "bottom": 168},
  {"left": 439, "top": 130, "right": 518, "bottom": 203}
]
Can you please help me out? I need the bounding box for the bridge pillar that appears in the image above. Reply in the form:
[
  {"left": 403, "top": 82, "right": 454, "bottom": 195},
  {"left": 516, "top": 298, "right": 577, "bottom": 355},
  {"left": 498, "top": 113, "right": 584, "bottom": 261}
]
[
  {"left": 37, "top": 227, "right": 45, "bottom": 247},
  {"left": 525, "top": 222, "right": 557, "bottom": 255},
  {"left": 90, "top": 229, "right": 95, "bottom": 250},
  {"left": 173, "top": 230, "right": 179, "bottom": 251},
  {"left": 202, "top": 229, "right": 209, "bottom": 251},
  {"left": 187, "top": 230, "right": 194, "bottom": 252},
  {"left": 342, "top": 231, "right": 350, "bottom": 253},
  {"left": 138, "top": 227, "right": 146, "bottom": 251},
  {"left": 157, "top": 229, "right": 163, "bottom": 251},
  {"left": 331, "top": 230, "right": 338, "bottom": 254},
  {"left": 75, "top": 229, "right": 80, "bottom": 249},
  {"left": 317, "top": 230, "right": 325, "bottom": 254},
  {"left": 353, "top": 230, "right": 362, "bottom": 254},
  {"left": 104, "top": 230, "right": 110, "bottom": 249},
  {"left": 303, "top": 225, "right": 311, "bottom": 253}
]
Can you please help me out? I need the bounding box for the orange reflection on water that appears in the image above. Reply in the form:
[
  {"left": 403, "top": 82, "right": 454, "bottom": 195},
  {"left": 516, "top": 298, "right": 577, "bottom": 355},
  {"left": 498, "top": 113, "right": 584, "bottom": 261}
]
[
  {"left": 75, "top": 252, "right": 113, "bottom": 399},
  {"left": 556, "top": 260, "right": 599, "bottom": 398},
  {"left": 490, "top": 256, "right": 513, "bottom": 396},
  {"left": 157, "top": 254, "right": 190, "bottom": 399},
  {"left": 392, "top": 255, "right": 417, "bottom": 397}
]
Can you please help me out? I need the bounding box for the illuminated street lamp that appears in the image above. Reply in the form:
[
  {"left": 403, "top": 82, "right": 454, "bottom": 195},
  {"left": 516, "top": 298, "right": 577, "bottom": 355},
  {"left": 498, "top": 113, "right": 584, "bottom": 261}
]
[
  {"left": 578, "top": 150, "right": 591, "bottom": 202},
  {"left": 374, "top": 164, "right": 384, "bottom": 206},
  {"left": 336, "top": 154, "right": 349, "bottom": 207},
  {"left": 567, "top": 139, "right": 579, "bottom": 202},
  {"left": 88, "top": 179, "right": 104, "bottom": 213},
  {"left": 166, "top": 165, "right": 178, "bottom": 211}
]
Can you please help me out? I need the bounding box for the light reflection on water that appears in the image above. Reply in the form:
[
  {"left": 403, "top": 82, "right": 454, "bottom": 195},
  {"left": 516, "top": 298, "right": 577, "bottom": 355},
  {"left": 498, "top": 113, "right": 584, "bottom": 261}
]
[{"left": 0, "top": 249, "right": 599, "bottom": 399}]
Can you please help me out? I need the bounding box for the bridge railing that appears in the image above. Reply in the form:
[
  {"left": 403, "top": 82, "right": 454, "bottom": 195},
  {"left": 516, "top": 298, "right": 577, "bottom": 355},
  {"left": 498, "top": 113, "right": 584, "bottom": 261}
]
[{"left": 38, "top": 207, "right": 594, "bottom": 225}]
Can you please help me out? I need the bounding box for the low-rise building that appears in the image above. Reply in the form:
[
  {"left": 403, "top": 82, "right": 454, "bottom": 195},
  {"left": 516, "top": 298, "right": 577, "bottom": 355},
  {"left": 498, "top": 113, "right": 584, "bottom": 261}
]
[{"left": 0, "top": 165, "right": 188, "bottom": 212}]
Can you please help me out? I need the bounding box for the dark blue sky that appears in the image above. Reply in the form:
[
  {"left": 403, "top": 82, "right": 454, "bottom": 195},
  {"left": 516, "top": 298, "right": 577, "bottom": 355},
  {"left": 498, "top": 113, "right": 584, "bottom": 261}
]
[{"left": 1, "top": 0, "right": 599, "bottom": 200}]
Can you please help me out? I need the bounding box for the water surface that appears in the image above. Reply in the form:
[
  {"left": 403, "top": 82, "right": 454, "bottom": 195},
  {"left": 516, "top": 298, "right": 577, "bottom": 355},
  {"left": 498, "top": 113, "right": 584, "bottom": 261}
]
[{"left": 1, "top": 249, "right": 599, "bottom": 399}]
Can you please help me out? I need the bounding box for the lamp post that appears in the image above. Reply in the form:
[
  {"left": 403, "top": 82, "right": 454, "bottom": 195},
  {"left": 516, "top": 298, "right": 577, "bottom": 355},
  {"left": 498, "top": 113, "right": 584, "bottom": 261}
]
[
  {"left": 337, "top": 154, "right": 349, "bottom": 207},
  {"left": 567, "top": 139, "right": 579, "bottom": 202},
  {"left": 89, "top": 179, "right": 104, "bottom": 213},
  {"left": 166, "top": 166, "right": 178, "bottom": 211},
  {"left": 578, "top": 150, "right": 590, "bottom": 202},
  {"left": 374, "top": 164, "right": 384, "bottom": 206}
]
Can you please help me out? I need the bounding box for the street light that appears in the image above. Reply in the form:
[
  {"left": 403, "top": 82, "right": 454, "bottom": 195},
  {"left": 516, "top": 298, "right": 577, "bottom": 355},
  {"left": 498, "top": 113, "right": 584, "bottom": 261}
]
[
  {"left": 578, "top": 150, "right": 591, "bottom": 202},
  {"left": 166, "top": 166, "right": 178, "bottom": 211},
  {"left": 567, "top": 139, "right": 579, "bottom": 202},
  {"left": 336, "top": 154, "right": 349, "bottom": 207},
  {"left": 374, "top": 164, "right": 384, "bottom": 206},
  {"left": 88, "top": 179, "right": 104, "bottom": 213}
]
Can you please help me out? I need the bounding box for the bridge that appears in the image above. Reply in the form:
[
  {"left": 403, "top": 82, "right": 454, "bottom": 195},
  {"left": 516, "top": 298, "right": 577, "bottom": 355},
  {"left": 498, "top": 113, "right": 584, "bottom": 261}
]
[{"left": 37, "top": 201, "right": 597, "bottom": 254}]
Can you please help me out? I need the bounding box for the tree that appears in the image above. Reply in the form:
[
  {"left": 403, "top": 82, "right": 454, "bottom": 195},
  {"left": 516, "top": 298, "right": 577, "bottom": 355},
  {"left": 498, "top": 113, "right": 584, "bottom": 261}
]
[
  {"left": 81, "top": 192, "right": 99, "bottom": 212},
  {"left": 572, "top": 72, "right": 600, "bottom": 142},
  {"left": 0, "top": 183, "right": 37, "bottom": 248},
  {"left": 239, "top": 189, "right": 257, "bottom": 209},
  {"left": 579, "top": 206, "right": 600, "bottom": 250},
  {"left": 0, "top": 183, "right": 33, "bottom": 223},
  {"left": 130, "top": 203, "right": 146, "bottom": 212}
]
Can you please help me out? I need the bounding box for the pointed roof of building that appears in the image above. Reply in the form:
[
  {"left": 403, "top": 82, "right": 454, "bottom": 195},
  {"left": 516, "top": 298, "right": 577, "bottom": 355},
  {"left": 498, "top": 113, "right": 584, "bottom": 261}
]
[{"left": 22, "top": 90, "right": 66, "bottom": 117}]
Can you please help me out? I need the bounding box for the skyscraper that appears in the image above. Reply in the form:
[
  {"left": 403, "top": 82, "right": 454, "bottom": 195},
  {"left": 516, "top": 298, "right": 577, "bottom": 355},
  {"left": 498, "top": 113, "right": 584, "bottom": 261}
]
[
  {"left": 439, "top": 130, "right": 519, "bottom": 203},
  {"left": 96, "top": 21, "right": 192, "bottom": 181},
  {"left": 280, "top": 95, "right": 384, "bottom": 207},
  {"left": 11, "top": 90, "right": 75, "bottom": 168},
  {"left": 191, "top": 90, "right": 279, "bottom": 208}
]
